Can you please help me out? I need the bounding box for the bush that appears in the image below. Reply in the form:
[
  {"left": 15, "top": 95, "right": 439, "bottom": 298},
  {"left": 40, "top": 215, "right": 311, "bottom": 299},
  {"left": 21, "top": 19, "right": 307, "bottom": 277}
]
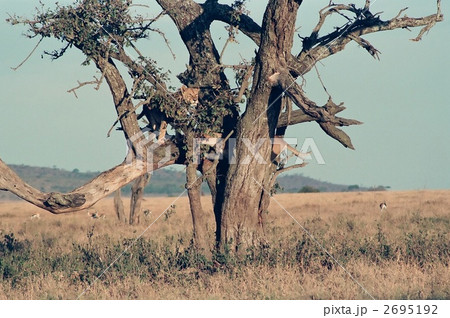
[{"left": 298, "top": 186, "right": 320, "bottom": 193}]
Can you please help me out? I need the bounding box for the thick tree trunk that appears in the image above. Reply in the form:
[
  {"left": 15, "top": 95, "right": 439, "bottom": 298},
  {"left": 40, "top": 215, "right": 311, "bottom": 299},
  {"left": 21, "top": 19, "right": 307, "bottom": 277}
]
[
  {"left": 218, "top": 0, "right": 301, "bottom": 252},
  {"left": 129, "top": 173, "right": 151, "bottom": 225},
  {"left": 218, "top": 90, "right": 281, "bottom": 251}
]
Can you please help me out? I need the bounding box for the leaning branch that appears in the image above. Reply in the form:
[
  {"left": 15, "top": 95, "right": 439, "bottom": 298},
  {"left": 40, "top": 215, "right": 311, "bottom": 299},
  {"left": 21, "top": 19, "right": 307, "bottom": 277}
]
[{"left": 0, "top": 144, "right": 180, "bottom": 214}]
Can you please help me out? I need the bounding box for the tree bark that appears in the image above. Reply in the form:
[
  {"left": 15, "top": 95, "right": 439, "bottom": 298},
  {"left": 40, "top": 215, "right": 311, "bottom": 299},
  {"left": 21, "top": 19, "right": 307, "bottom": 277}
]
[
  {"left": 201, "top": 159, "right": 217, "bottom": 206},
  {"left": 186, "top": 163, "right": 210, "bottom": 253},
  {"left": 129, "top": 173, "right": 151, "bottom": 225},
  {"left": 114, "top": 189, "right": 127, "bottom": 223},
  {"left": 0, "top": 150, "right": 178, "bottom": 214},
  {"left": 184, "top": 130, "right": 212, "bottom": 252},
  {"left": 218, "top": 0, "right": 301, "bottom": 252},
  {"left": 157, "top": 0, "right": 236, "bottom": 251}
]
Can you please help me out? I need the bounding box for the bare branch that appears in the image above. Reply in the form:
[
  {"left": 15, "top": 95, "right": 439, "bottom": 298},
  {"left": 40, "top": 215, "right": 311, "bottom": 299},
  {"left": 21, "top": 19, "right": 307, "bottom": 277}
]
[
  {"left": 129, "top": 4, "right": 150, "bottom": 9},
  {"left": 67, "top": 40, "right": 109, "bottom": 98},
  {"left": 274, "top": 72, "right": 361, "bottom": 148},
  {"left": 314, "top": 64, "right": 332, "bottom": 98},
  {"left": 219, "top": 26, "right": 238, "bottom": 63},
  {"left": 273, "top": 163, "right": 307, "bottom": 179},
  {"left": 411, "top": 0, "right": 442, "bottom": 42},
  {"left": 319, "top": 121, "right": 356, "bottom": 149},
  {"left": 234, "top": 64, "right": 254, "bottom": 103},
  {"left": 0, "top": 151, "right": 179, "bottom": 214},
  {"left": 204, "top": 1, "right": 442, "bottom": 80},
  {"left": 394, "top": 7, "right": 409, "bottom": 20},
  {"left": 148, "top": 10, "right": 167, "bottom": 24},
  {"left": 148, "top": 27, "right": 176, "bottom": 60},
  {"left": 312, "top": 4, "right": 353, "bottom": 36},
  {"left": 295, "top": 4, "right": 443, "bottom": 75},
  {"left": 11, "top": 37, "right": 43, "bottom": 71},
  {"left": 67, "top": 76, "right": 102, "bottom": 98},
  {"left": 277, "top": 109, "right": 314, "bottom": 127},
  {"left": 347, "top": 34, "right": 380, "bottom": 59}
]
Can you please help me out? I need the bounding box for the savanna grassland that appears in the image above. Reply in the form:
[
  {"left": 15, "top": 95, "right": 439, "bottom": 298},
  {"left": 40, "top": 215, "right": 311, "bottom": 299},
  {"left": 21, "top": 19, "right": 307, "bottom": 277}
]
[{"left": 0, "top": 190, "right": 448, "bottom": 300}]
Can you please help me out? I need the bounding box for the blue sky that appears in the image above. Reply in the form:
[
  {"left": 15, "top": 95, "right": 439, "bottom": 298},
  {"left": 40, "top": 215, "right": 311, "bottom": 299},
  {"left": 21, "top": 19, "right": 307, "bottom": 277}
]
[{"left": 0, "top": 0, "right": 449, "bottom": 190}]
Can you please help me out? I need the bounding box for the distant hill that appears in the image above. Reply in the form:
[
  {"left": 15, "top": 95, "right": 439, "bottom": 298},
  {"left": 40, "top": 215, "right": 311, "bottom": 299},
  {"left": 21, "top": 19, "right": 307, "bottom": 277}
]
[
  {"left": 275, "top": 174, "right": 358, "bottom": 193},
  {"left": 0, "top": 164, "right": 369, "bottom": 200}
]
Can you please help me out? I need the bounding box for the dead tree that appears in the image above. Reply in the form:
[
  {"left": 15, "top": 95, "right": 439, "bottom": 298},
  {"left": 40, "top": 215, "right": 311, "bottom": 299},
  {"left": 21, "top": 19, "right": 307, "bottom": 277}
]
[{"left": 1, "top": 0, "right": 442, "bottom": 252}]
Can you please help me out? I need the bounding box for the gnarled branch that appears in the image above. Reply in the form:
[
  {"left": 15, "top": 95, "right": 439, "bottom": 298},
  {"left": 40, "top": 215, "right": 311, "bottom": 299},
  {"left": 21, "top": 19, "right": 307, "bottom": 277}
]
[
  {"left": 296, "top": 3, "right": 443, "bottom": 75},
  {"left": 273, "top": 72, "right": 361, "bottom": 149},
  {"left": 0, "top": 141, "right": 180, "bottom": 213}
]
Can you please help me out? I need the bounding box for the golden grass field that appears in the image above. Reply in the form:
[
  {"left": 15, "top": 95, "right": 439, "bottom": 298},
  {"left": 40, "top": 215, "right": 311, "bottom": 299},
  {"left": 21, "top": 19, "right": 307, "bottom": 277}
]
[{"left": 0, "top": 190, "right": 448, "bottom": 300}]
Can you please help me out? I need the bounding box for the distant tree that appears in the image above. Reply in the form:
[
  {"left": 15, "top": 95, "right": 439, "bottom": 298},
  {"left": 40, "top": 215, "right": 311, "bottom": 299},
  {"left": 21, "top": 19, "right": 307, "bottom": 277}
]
[
  {"left": 298, "top": 186, "right": 320, "bottom": 193},
  {"left": 347, "top": 185, "right": 360, "bottom": 191},
  {"left": 368, "top": 185, "right": 388, "bottom": 191},
  {"left": 0, "top": 0, "right": 442, "bottom": 253}
]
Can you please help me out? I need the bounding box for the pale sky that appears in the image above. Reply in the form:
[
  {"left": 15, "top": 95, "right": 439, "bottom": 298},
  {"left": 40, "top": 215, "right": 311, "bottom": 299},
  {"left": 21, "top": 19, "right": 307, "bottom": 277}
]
[{"left": 0, "top": 0, "right": 449, "bottom": 190}]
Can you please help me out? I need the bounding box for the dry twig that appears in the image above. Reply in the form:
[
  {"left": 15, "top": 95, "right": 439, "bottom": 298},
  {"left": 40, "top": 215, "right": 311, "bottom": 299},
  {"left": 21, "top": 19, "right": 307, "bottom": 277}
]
[{"left": 11, "top": 37, "right": 43, "bottom": 71}]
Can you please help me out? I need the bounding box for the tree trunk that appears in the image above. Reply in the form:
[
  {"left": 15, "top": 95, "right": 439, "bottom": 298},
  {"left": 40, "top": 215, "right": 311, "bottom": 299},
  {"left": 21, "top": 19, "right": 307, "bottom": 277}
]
[
  {"left": 129, "top": 173, "right": 151, "bottom": 225},
  {"left": 114, "top": 189, "right": 127, "bottom": 223},
  {"left": 185, "top": 128, "right": 212, "bottom": 253},
  {"left": 186, "top": 163, "right": 211, "bottom": 253},
  {"left": 218, "top": 90, "right": 281, "bottom": 251},
  {"left": 201, "top": 159, "right": 217, "bottom": 206},
  {"left": 217, "top": 0, "right": 301, "bottom": 252}
]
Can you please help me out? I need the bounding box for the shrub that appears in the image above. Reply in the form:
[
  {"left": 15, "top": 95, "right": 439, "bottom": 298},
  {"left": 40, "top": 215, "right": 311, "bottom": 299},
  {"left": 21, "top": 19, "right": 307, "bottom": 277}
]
[{"left": 298, "top": 186, "right": 320, "bottom": 193}]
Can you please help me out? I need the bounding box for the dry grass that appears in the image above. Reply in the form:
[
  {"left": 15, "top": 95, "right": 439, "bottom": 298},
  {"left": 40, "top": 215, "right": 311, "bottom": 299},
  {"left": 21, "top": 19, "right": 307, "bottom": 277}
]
[{"left": 0, "top": 190, "right": 448, "bottom": 300}]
